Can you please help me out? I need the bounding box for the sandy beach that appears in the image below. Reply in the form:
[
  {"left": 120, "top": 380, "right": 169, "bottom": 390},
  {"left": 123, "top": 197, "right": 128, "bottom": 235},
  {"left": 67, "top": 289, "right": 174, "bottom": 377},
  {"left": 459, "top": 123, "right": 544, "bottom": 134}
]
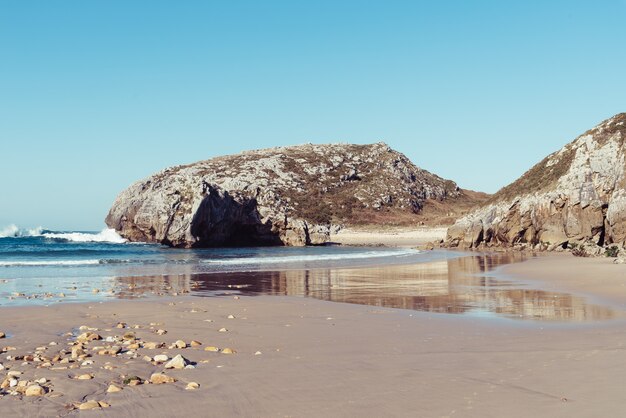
[
  {"left": 331, "top": 227, "right": 447, "bottom": 247},
  {"left": 0, "top": 254, "right": 625, "bottom": 417}
]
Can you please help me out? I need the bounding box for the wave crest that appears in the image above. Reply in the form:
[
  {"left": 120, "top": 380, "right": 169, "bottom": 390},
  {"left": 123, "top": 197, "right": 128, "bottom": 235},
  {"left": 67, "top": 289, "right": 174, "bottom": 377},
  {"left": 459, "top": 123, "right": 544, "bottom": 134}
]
[
  {"left": 43, "top": 229, "right": 127, "bottom": 244},
  {"left": 0, "top": 225, "right": 127, "bottom": 244},
  {"left": 0, "top": 224, "right": 44, "bottom": 238}
]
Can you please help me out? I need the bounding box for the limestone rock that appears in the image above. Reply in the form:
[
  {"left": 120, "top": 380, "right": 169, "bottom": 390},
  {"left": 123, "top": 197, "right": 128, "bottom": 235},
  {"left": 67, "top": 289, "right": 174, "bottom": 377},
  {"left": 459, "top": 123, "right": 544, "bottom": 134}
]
[
  {"left": 78, "top": 400, "right": 102, "bottom": 410},
  {"left": 107, "top": 384, "right": 122, "bottom": 393},
  {"left": 448, "top": 113, "right": 626, "bottom": 249},
  {"left": 25, "top": 384, "right": 46, "bottom": 396},
  {"left": 150, "top": 373, "right": 176, "bottom": 384},
  {"left": 76, "top": 332, "right": 101, "bottom": 343},
  {"left": 106, "top": 143, "right": 464, "bottom": 247},
  {"left": 614, "top": 252, "right": 626, "bottom": 264},
  {"left": 163, "top": 354, "right": 189, "bottom": 369}
]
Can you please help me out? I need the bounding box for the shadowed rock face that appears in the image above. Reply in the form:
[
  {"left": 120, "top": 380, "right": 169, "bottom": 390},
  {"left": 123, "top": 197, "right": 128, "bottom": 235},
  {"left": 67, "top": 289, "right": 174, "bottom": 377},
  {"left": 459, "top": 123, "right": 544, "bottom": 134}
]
[
  {"left": 447, "top": 113, "right": 626, "bottom": 249},
  {"left": 106, "top": 142, "right": 462, "bottom": 247}
]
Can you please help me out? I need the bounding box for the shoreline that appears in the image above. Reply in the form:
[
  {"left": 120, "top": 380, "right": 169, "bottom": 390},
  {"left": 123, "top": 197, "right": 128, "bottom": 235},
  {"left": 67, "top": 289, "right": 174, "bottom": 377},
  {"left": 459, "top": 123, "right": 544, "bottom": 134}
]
[{"left": 499, "top": 255, "right": 626, "bottom": 309}]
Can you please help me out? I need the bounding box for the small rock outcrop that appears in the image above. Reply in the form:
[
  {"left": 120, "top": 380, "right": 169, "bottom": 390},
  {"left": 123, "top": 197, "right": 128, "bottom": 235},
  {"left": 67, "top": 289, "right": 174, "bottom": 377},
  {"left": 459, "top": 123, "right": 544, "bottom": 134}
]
[
  {"left": 107, "top": 143, "right": 467, "bottom": 247},
  {"left": 447, "top": 113, "right": 626, "bottom": 249}
]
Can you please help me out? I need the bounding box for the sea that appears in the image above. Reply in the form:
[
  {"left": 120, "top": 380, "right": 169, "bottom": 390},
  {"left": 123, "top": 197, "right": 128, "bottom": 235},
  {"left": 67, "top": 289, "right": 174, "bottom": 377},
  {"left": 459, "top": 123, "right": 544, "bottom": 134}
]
[
  {"left": 0, "top": 225, "right": 445, "bottom": 305},
  {"left": 0, "top": 225, "right": 617, "bottom": 322}
]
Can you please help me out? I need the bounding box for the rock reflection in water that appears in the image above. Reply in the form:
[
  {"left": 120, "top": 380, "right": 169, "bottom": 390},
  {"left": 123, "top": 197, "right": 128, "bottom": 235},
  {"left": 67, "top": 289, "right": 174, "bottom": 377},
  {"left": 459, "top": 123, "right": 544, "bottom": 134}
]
[{"left": 113, "top": 253, "right": 617, "bottom": 322}]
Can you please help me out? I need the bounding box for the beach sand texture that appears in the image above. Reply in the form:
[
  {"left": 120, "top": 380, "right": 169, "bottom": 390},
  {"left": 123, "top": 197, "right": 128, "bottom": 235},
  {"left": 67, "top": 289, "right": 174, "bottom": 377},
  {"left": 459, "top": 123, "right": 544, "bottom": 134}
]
[
  {"left": 0, "top": 255, "right": 625, "bottom": 417},
  {"left": 331, "top": 227, "right": 447, "bottom": 247}
]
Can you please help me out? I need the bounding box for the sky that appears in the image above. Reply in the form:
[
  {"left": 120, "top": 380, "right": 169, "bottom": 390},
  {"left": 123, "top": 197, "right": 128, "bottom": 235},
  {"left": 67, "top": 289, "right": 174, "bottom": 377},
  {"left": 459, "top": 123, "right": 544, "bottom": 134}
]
[{"left": 1, "top": 1, "right": 625, "bottom": 230}]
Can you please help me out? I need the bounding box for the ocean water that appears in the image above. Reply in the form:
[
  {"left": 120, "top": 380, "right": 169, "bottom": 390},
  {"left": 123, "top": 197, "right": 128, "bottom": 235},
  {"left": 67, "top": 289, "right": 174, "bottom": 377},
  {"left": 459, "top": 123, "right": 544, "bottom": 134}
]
[
  {"left": 0, "top": 226, "right": 447, "bottom": 303},
  {"left": 0, "top": 227, "right": 432, "bottom": 276},
  {"left": 0, "top": 226, "right": 617, "bottom": 322}
]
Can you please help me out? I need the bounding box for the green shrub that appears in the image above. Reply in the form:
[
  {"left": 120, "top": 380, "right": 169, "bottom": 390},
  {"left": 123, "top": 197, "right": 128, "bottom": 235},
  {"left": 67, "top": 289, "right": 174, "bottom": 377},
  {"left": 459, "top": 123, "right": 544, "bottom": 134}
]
[{"left": 605, "top": 245, "right": 620, "bottom": 258}]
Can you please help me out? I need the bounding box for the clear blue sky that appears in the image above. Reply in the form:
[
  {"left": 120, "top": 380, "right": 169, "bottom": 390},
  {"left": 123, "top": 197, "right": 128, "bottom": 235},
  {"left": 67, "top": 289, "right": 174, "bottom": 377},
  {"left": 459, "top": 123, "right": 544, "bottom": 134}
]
[{"left": 2, "top": 1, "right": 625, "bottom": 230}]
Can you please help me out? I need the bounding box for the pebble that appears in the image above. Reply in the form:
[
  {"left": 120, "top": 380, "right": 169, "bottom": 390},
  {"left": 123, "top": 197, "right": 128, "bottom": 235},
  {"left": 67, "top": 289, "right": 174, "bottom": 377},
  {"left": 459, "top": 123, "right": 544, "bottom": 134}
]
[
  {"left": 107, "top": 384, "right": 122, "bottom": 393},
  {"left": 254, "top": 351, "right": 262, "bottom": 355},
  {"left": 221, "top": 348, "right": 235, "bottom": 354},
  {"left": 156, "top": 329, "right": 167, "bottom": 335},
  {"left": 71, "top": 347, "right": 86, "bottom": 359},
  {"left": 163, "top": 354, "right": 189, "bottom": 370},
  {"left": 76, "top": 374, "right": 93, "bottom": 380},
  {"left": 227, "top": 315, "right": 236, "bottom": 319},
  {"left": 218, "top": 328, "right": 228, "bottom": 333},
  {"left": 124, "top": 376, "right": 143, "bottom": 386},
  {"left": 190, "top": 340, "right": 202, "bottom": 347},
  {"left": 204, "top": 346, "right": 220, "bottom": 352},
  {"left": 25, "top": 384, "right": 46, "bottom": 397},
  {"left": 78, "top": 400, "right": 102, "bottom": 410},
  {"left": 0, "top": 332, "right": 5, "bottom": 339},
  {"left": 153, "top": 354, "right": 169, "bottom": 362},
  {"left": 185, "top": 382, "right": 200, "bottom": 390},
  {"left": 150, "top": 373, "right": 176, "bottom": 384},
  {"left": 143, "top": 342, "right": 163, "bottom": 349},
  {"left": 174, "top": 340, "right": 187, "bottom": 349},
  {"left": 76, "top": 332, "right": 101, "bottom": 343}
]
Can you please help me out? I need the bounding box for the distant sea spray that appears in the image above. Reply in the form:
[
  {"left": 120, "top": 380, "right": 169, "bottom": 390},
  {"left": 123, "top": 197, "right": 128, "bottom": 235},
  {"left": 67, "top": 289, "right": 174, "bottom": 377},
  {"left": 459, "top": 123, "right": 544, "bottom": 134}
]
[{"left": 0, "top": 224, "right": 127, "bottom": 243}]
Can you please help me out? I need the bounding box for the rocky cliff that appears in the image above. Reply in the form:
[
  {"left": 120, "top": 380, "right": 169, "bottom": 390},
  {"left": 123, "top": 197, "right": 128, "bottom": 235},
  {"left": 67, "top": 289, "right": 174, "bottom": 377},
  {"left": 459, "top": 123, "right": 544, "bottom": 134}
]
[
  {"left": 106, "top": 142, "right": 471, "bottom": 247},
  {"left": 447, "top": 113, "right": 626, "bottom": 249}
]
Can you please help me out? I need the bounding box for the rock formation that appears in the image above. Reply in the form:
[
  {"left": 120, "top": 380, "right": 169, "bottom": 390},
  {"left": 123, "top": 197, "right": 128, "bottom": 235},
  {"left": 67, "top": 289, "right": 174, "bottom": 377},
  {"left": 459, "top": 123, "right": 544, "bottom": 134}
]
[
  {"left": 447, "top": 113, "right": 626, "bottom": 249},
  {"left": 106, "top": 142, "right": 473, "bottom": 247}
]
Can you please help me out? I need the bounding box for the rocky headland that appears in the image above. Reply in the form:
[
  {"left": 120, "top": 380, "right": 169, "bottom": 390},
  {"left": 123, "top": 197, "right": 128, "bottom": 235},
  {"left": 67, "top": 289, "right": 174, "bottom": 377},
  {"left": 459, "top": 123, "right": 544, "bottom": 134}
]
[
  {"left": 106, "top": 142, "right": 485, "bottom": 247},
  {"left": 447, "top": 113, "right": 626, "bottom": 257}
]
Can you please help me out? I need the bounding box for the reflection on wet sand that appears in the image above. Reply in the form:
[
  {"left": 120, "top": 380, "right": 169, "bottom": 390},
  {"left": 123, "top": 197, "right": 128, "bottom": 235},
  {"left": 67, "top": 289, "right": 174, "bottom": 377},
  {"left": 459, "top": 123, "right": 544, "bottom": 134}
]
[{"left": 113, "top": 253, "right": 617, "bottom": 322}]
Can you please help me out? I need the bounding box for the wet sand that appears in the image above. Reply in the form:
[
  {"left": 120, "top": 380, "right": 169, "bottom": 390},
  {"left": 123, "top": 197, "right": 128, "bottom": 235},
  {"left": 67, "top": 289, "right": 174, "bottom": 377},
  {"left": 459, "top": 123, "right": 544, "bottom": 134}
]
[
  {"left": 1, "top": 255, "right": 626, "bottom": 417},
  {"left": 502, "top": 255, "right": 626, "bottom": 309}
]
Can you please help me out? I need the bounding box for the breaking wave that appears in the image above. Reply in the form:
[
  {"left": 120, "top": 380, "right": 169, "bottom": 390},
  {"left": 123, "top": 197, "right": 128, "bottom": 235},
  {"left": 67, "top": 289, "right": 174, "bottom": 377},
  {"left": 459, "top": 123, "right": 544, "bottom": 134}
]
[
  {"left": 0, "top": 224, "right": 44, "bottom": 238},
  {"left": 0, "top": 225, "right": 127, "bottom": 244},
  {"left": 42, "top": 229, "right": 127, "bottom": 244}
]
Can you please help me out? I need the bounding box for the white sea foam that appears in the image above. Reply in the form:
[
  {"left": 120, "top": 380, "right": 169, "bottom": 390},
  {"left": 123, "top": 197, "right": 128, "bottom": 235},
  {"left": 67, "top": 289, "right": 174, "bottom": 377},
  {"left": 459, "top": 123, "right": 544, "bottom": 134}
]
[
  {"left": 0, "top": 224, "right": 43, "bottom": 238},
  {"left": 0, "top": 260, "right": 102, "bottom": 267},
  {"left": 201, "top": 248, "right": 419, "bottom": 265},
  {"left": 0, "top": 225, "right": 127, "bottom": 243},
  {"left": 0, "top": 224, "right": 19, "bottom": 238},
  {"left": 43, "top": 229, "right": 127, "bottom": 244}
]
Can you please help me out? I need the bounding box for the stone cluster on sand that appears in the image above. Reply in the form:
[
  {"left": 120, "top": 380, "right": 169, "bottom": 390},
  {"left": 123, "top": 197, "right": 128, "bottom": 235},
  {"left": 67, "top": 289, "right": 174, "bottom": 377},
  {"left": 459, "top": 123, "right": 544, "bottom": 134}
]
[
  {"left": 448, "top": 113, "right": 626, "bottom": 254},
  {"left": 106, "top": 143, "right": 471, "bottom": 247},
  {"left": 0, "top": 300, "right": 255, "bottom": 413}
]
